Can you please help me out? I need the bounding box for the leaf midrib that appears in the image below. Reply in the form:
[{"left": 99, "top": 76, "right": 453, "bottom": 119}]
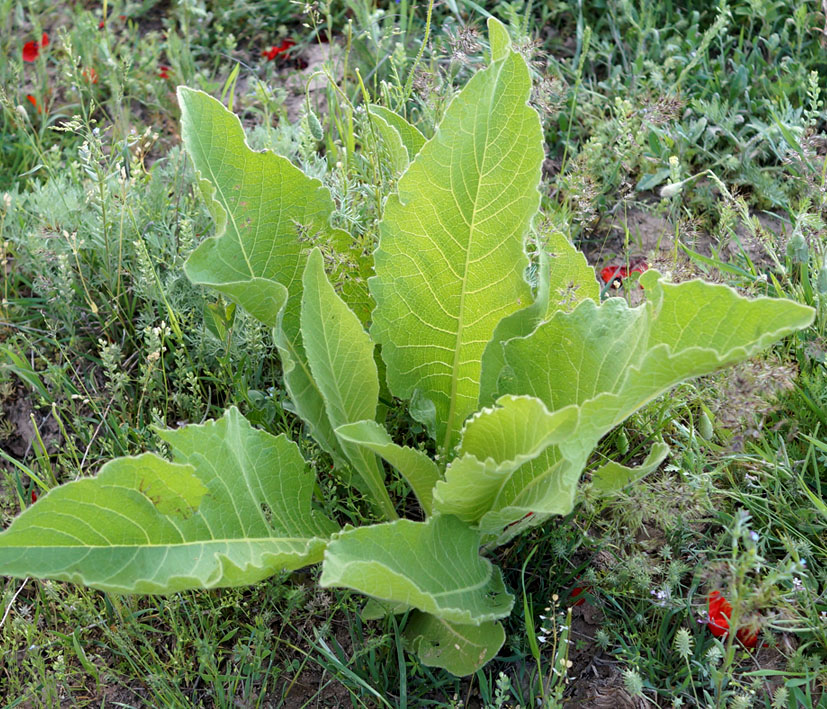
[
  {"left": 442, "top": 58, "right": 506, "bottom": 453},
  {"left": 5, "top": 536, "right": 324, "bottom": 550}
]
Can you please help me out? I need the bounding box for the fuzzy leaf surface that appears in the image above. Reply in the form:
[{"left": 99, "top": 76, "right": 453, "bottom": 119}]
[
  {"left": 404, "top": 611, "right": 505, "bottom": 676},
  {"left": 301, "top": 249, "right": 393, "bottom": 516},
  {"left": 320, "top": 515, "right": 514, "bottom": 624},
  {"left": 503, "top": 272, "right": 815, "bottom": 452},
  {"left": 478, "top": 273, "right": 815, "bottom": 536},
  {"left": 371, "top": 50, "right": 543, "bottom": 451},
  {"left": 0, "top": 408, "right": 335, "bottom": 593}
]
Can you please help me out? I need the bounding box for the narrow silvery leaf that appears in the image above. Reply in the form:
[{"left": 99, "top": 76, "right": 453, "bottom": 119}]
[{"left": 0, "top": 408, "right": 336, "bottom": 593}]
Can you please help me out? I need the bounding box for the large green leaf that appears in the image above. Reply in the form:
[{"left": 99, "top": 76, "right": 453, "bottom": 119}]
[
  {"left": 178, "top": 87, "right": 345, "bottom": 464},
  {"left": 320, "top": 515, "right": 514, "bottom": 624},
  {"left": 301, "top": 248, "right": 394, "bottom": 517},
  {"left": 474, "top": 273, "right": 815, "bottom": 537},
  {"left": 370, "top": 48, "right": 543, "bottom": 452},
  {"left": 503, "top": 272, "right": 815, "bottom": 452},
  {"left": 179, "top": 88, "right": 339, "bottom": 331},
  {"left": 0, "top": 408, "right": 335, "bottom": 593},
  {"left": 403, "top": 611, "right": 505, "bottom": 676}
]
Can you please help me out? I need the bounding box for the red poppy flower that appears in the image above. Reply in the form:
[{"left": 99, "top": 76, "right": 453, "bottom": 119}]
[
  {"left": 158, "top": 64, "right": 171, "bottom": 79},
  {"left": 98, "top": 19, "right": 105, "bottom": 29},
  {"left": 22, "top": 40, "right": 39, "bottom": 62},
  {"left": 262, "top": 39, "right": 295, "bottom": 61},
  {"left": 26, "top": 94, "right": 41, "bottom": 113},
  {"left": 570, "top": 585, "right": 588, "bottom": 606},
  {"left": 22, "top": 32, "right": 49, "bottom": 62},
  {"left": 82, "top": 67, "right": 98, "bottom": 84},
  {"left": 600, "top": 261, "right": 648, "bottom": 288},
  {"left": 706, "top": 591, "right": 760, "bottom": 648}
]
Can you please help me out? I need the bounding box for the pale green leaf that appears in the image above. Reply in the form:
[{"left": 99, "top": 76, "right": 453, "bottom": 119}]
[
  {"left": 302, "top": 248, "right": 379, "bottom": 427},
  {"left": 371, "top": 49, "right": 543, "bottom": 452},
  {"left": 477, "top": 447, "right": 586, "bottom": 542},
  {"left": 335, "top": 420, "right": 440, "bottom": 515},
  {"left": 274, "top": 324, "right": 345, "bottom": 464},
  {"left": 0, "top": 408, "right": 336, "bottom": 593},
  {"left": 503, "top": 272, "right": 815, "bottom": 452},
  {"left": 433, "top": 396, "right": 578, "bottom": 522},
  {"left": 301, "top": 249, "right": 393, "bottom": 517},
  {"left": 178, "top": 87, "right": 345, "bottom": 464},
  {"left": 178, "top": 88, "right": 337, "bottom": 331},
  {"left": 488, "top": 17, "right": 510, "bottom": 61},
  {"left": 478, "top": 231, "right": 600, "bottom": 407},
  {"left": 591, "top": 441, "right": 670, "bottom": 494},
  {"left": 478, "top": 273, "right": 815, "bottom": 535},
  {"left": 368, "top": 104, "right": 426, "bottom": 161},
  {"left": 320, "top": 515, "right": 514, "bottom": 624},
  {"left": 404, "top": 611, "right": 505, "bottom": 676}
]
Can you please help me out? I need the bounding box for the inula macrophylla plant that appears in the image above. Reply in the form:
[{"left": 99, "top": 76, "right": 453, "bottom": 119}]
[{"left": 0, "top": 20, "right": 815, "bottom": 675}]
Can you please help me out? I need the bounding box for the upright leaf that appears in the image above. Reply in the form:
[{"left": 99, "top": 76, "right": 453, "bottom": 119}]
[
  {"left": 301, "top": 249, "right": 394, "bottom": 517},
  {"left": 321, "top": 516, "right": 514, "bottom": 624},
  {"left": 543, "top": 229, "right": 600, "bottom": 316},
  {"left": 179, "top": 88, "right": 338, "bottom": 331},
  {"left": 488, "top": 17, "right": 511, "bottom": 61},
  {"left": 371, "top": 49, "right": 543, "bottom": 451},
  {"left": 0, "top": 408, "right": 336, "bottom": 593},
  {"left": 178, "top": 87, "right": 346, "bottom": 462},
  {"left": 367, "top": 108, "right": 414, "bottom": 174}
]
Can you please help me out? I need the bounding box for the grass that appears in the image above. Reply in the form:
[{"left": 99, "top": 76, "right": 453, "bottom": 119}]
[{"left": 1, "top": 0, "right": 826, "bottom": 706}]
